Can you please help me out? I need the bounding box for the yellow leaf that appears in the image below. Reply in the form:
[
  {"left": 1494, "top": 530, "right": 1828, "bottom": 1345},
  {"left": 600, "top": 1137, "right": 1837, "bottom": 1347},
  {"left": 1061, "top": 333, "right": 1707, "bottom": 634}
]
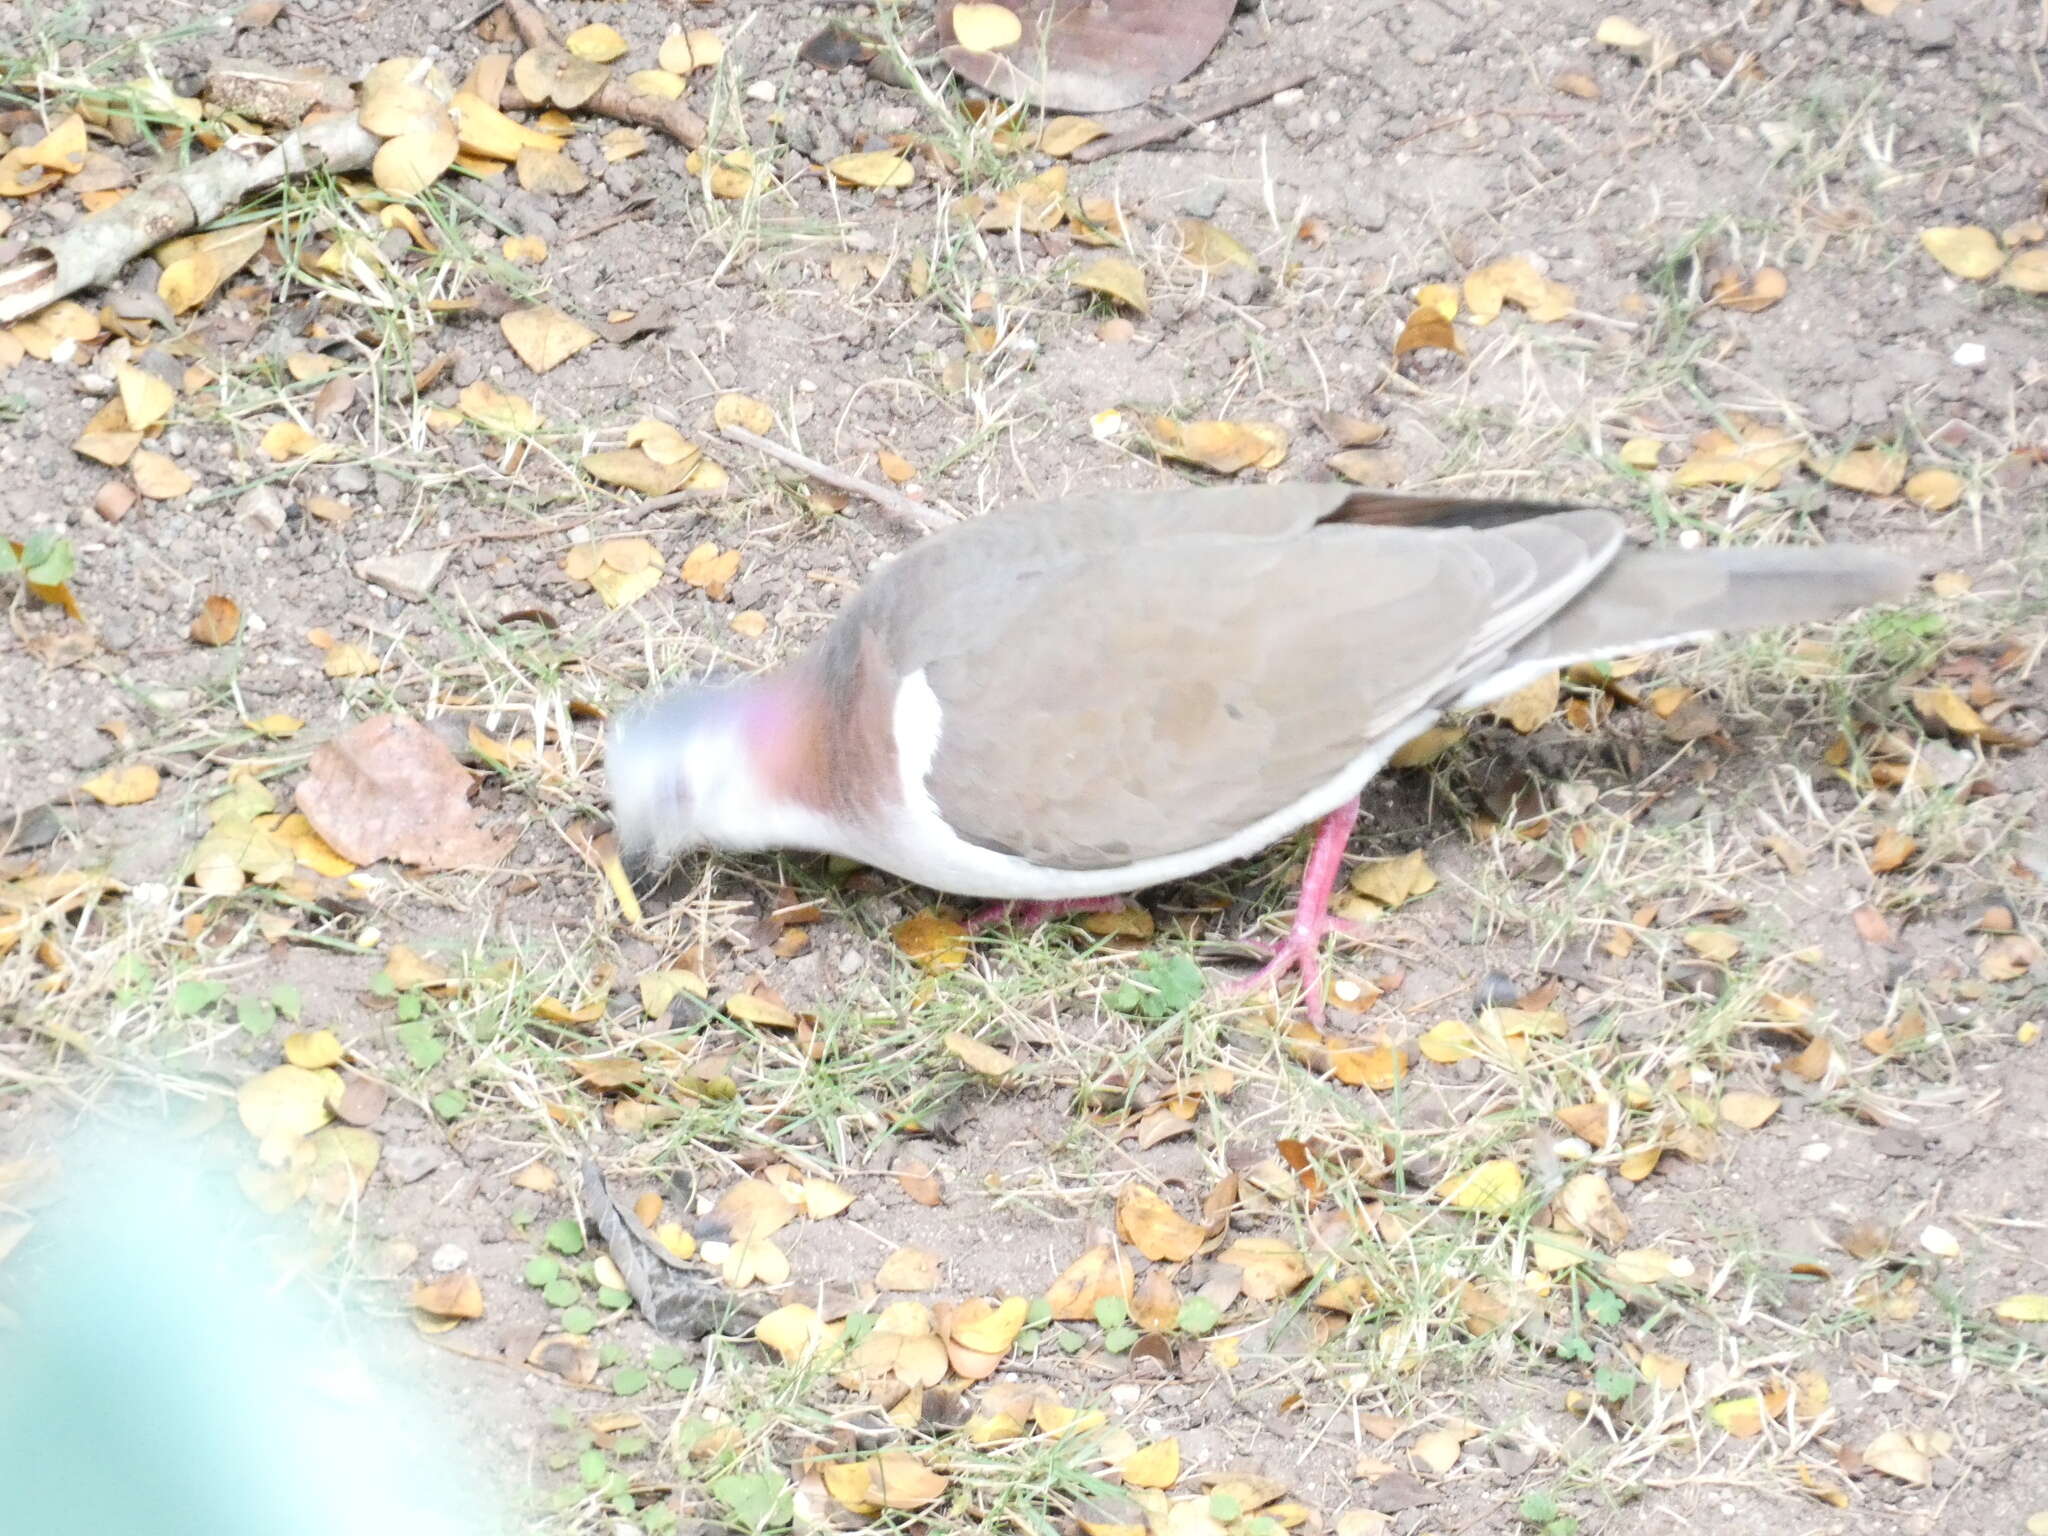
[
  {"left": 1220, "top": 1236, "right": 1310, "bottom": 1300},
  {"left": 1919, "top": 225, "right": 2003, "bottom": 280},
  {"left": 1438, "top": 1158, "right": 1524, "bottom": 1215},
  {"left": 81, "top": 763, "right": 160, "bottom": 806},
  {"left": 1394, "top": 306, "right": 1463, "bottom": 358},
  {"left": 261, "top": 421, "right": 335, "bottom": 462},
  {"left": 450, "top": 91, "right": 563, "bottom": 160},
  {"left": 1072, "top": 254, "right": 1148, "bottom": 313},
  {"left": 372, "top": 125, "right": 458, "bottom": 197},
  {"left": 1174, "top": 218, "right": 1256, "bottom": 273},
  {"left": 725, "top": 991, "right": 797, "bottom": 1029},
  {"left": 1608, "top": 1248, "right": 1683, "bottom": 1285},
  {"left": 627, "top": 69, "right": 686, "bottom": 100},
  {"left": 756, "top": 1302, "right": 831, "bottom": 1362},
  {"left": 1044, "top": 1244, "right": 1132, "bottom": 1320},
  {"left": 411, "top": 1272, "right": 484, "bottom": 1319},
  {"left": 1490, "top": 670, "right": 1559, "bottom": 733},
  {"left": 1709, "top": 1393, "right": 1770, "bottom": 1438},
  {"left": 2004, "top": 247, "right": 2048, "bottom": 293},
  {"left": 875, "top": 1246, "right": 941, "bottom": 1291},
  {"left": 273, "top": 812, "right": 354, "bottom": 876},
  {"left": 1903, "top": 467, "right": 1963, "bottom": 510},
  {"left": 1683, "top": 927, "right": 1743, "bottom": 962},
  {"left": 944, "top": 1030, "right": 1015, "bottom": 1076},
  {"left": 1389, "top": 724, "right": 1464, "bottom": 768},
  {"left": 1121, "top": 1439, "right": 1181, "bottom": 1490},
  {"left": 1595, "top": 15, "right": 1652, "bottom": 48},
  {"left": 458, "top": 378, "right": 543, "bottom": 434},
  {"left": 246, "top": 713, "right": 303, "bottom": 738},
  {"left": 502, "top": 233, "right": 547, "bottom": 264},
  {"left": 323, "top": 642, "right": 382, "bottom": 678},
  {"left": 116, "top": 364, "right": 175, "bottom": 431},
  {"left": 1348, "top": 849, "right": 1435, "bottom": 909},
  {"left": 501, "top": 304, "right": 596, "bottom": 374},
  {"left": 640, "top": 968, "right": 709, "bottom": 1017},
  {"left": 680, "top": 541, "right": 741, "bottom": 596},
  {"left": 952, "top": 2, "right": 1023, "bottom": 51},
  {"left": 1464, "top": 257, "right": 1574, "bottom": 324},
  {"left": 1116, "top": 1186, "right": 1205, "bottom": 1263},
  {"left": 828, "top": 152, "right": 914, "bottom": 189},
  {"left": 582, "top": 446, "right": 693, "bottom": 496},
  {"left": 131, "top": 449, "right": 193, "bottom": 500},
  {"left": 566, "top": 22, "right": 628, "bottom": 61},
  {"left": 516, "top": 143, "right": 587, "bottom": 195},
  {"left": 1718, "top": 1091, "right": 1780, "bottom": 1129},
  {"left": 686, "top": 146, "right": 761, "bottom": 198},
  {"left": 712, "top": 393, "right": 775, "bottom": 435},
  {"left": 950, "top": 1296, "right": 1028, "bottom": 1354},
  {"left": 237, "top": 1064, "right": 340, "bottom": 1160},
  {"left": 1863, "top": 1429, "right": 1944, "bottom": 1486},
  {"left": 1620, "top": 437, "right": 1662, "bottom": 469},
  {"left": 284, "top": 1029, "right": 345, "bottom": 1069},
  {"left": 1994, "top": 1294, "right": 2048, "bottom": 1323},
  {"left": 1039, "top": 115, "right": 1107, "bottom": 156},
  {"left": 1418, "top": 1018, "right": 1478, "bottom": 1064},
  {"left": 657, "top": 28, "right": 725, "bottom": 73},
  {"left": 1812, "top": 445, "right": 1906, "bottom": 496},
  {"left": 1147, "top": 416, "right": 1287, "bottom": 475}
]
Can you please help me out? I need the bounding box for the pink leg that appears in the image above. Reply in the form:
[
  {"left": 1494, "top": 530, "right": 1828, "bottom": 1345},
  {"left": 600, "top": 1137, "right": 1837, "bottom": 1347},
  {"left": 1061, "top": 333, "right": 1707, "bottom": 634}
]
[
  {"left": 966, "top": 895, "right": 1131, "bottom": 934},
  {"left": 1228, "top": 798, "right": 1363, "bottom": 1026}
]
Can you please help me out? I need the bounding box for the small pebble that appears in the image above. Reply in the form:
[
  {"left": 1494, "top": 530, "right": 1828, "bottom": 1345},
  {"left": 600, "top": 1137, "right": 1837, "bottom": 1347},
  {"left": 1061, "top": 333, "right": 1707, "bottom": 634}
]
[{"left": 430, "top": 1242, "right": 468, "bottom": 1273}]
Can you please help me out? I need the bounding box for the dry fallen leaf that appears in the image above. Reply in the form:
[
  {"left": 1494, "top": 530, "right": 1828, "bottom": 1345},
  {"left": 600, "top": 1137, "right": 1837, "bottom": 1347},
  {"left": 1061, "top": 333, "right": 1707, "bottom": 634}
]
[
  {"left": 81, "top": 763, "right": 160, "bottom": 806},
  {"left": 1464, "top": 257, "right": 1573, "bottom": 323},
  {"left": 1904, "top": 467, "right": 1964, "bottom": 510},
  {"left": 1919, "top": 226, "right": 2002, "bottom": 281},
  {"left": 1718, "top": 1090, "right": 1781, "bottom": 1129},
  {"left": 1073, "top": 254, "right": 1148, "bottom": 313},
  {"left": 501, "top": 304, "right": 597, "bottom": 373},
  {"left": 1116, "top": 1185, "right": 1205, "bottom": 1263},
  {"left": 190, "top": 594, "right": 241, "bottom": 646},
  {"left": 1437, "top": 1158, "right": 1524, "bottom": 1215},
  {"left": 829, "top": 151, "right": 914, "bottom": 189},
  {"left": 294, "top": 713, "right": 509, "bottom": 870},
  {"left": 564, "top": 537, "right": 664, "bottom": 609},
  {"left": 412, "top": 1272, "right": 486, "bottom": 1319}
]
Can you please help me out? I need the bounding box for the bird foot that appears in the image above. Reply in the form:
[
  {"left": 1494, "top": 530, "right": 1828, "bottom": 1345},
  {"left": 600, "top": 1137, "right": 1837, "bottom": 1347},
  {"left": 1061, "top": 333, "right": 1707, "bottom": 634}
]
[
  {"left": 965, "top": 896, "right": 1131, "bottom": 934},
  {"left": 1228, "top": 907, "right": 1369, "bottom": 1026}
]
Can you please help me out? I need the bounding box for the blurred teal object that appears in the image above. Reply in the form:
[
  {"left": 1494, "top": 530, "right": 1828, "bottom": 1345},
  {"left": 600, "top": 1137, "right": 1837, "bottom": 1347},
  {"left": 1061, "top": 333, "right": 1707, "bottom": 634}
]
[{"left": 0, "top": 1125, "right": 505, "bottom": 1536}]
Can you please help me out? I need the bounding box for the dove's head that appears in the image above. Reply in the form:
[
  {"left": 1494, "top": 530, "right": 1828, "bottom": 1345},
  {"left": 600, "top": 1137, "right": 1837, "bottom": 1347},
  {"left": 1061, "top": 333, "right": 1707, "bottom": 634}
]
[{"left": 606, "top": 677, "right": 810, "bottom": 872}]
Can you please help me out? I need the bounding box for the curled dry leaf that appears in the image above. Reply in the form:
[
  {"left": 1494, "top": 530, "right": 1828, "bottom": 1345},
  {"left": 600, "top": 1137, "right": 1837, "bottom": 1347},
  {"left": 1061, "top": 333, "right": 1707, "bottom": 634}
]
[
  {"left": 1116, "top": 1185, "right": 1205, "bottom": 1262},
  {"left": 1145, "top": 417, "right": 1287, "bottom": 475},
  {"left": 1043, "top": 1243, "right": 1132, "bottom": 1319},
  {"left": 1348, "top": 849, "right": 1435, "bottom": 909},
  {"left": 1394, "top": 306, "right": 1463, "bottom": 358},
  {"left": 411, "top": 1272, "right": 485, "bottom": 1319},
  {"left": 293, "top": 712, "right": 510, "bottom": 870},
  {"left": 1072, "top": 254, "right": 1147, "bottom": 313}
]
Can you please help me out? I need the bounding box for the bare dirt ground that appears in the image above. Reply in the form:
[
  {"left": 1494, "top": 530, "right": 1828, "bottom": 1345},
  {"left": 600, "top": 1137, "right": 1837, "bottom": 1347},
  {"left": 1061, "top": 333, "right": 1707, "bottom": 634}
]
[{"left": 3, "top": 2, "right": 2047, "bottom": 1534}]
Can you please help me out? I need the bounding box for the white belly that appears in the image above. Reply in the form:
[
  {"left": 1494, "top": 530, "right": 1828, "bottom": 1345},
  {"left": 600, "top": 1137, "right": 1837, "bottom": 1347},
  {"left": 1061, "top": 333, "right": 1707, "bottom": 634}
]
[{"left": 852, "top": 670, "right": 1440, "bottom": 901}]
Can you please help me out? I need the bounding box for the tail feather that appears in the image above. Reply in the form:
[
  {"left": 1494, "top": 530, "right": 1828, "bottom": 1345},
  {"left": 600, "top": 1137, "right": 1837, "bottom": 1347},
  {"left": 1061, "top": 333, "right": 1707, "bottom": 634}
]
[{"left": 1513, "top": 543, "right": 1917, "bottom": 665}]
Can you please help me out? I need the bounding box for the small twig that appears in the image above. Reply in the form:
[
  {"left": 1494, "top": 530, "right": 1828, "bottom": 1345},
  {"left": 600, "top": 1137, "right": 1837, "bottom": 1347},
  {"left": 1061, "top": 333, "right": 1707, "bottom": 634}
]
[
  {"left": 564, "top": 196, "right": 653, "bottom": 242},
  {"left": 1069, "top": 66, "right": 1317, "bottom": 164},
  {"left": 718, "top": 425, "right": 953, "bottom": 535},
  {"left": 497, "top": 0, "right": 707, "bottom": 149}
]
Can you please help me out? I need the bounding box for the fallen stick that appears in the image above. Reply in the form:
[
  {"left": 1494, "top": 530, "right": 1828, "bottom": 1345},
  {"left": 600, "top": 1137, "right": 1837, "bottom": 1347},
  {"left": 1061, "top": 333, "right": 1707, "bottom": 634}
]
[
  {"left": 0, "top": 112, "right": 377, "bottom": 324},
  {"left": 497, "top": 0, "right": 707, "bottom": 149},
  {"left": 1068, "top": 66, "right": 1318, "bottom": 164},
  {"left": 718, "top": 424, "right": 954, "bottom": 535}
]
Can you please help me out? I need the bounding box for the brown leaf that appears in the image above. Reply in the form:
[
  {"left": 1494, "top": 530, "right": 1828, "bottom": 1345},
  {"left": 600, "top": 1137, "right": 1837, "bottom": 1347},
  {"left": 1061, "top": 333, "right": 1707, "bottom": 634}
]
[
  {"left": 939, "top": 0, "right": 1235, "bottom": 113},
  {"left": 1044, "top": 1244, "right": 1132, "bottom": 1319},
  {"left": 412, "top": 1272, "right": 485, "bottom": 1319},
  {"left": 190, "top": 594, "right": 241, "bottom": 646},
  {"left": 294, "top": 713, "right": 511, "bottom": 870},
  {"left": 1116, "top": 1185, "right": 1205, "bottom": 1262}
]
